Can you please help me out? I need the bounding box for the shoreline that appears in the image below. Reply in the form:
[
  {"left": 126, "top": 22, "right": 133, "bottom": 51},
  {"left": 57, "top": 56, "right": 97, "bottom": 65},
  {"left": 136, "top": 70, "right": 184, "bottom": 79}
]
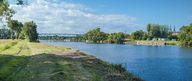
[
  {"left": 40, "top": 40, "right": 179, "bottom": 47},
  {"left": 135, "top": 40, "right": 179, "bottom": 46},
  {"left": 0, "top": 40, "right": 143, "bottom": 81}
]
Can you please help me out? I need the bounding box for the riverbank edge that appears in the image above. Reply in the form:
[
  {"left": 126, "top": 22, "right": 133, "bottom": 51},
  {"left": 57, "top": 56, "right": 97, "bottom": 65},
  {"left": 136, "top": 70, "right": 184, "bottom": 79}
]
[
  {"left": 41, "top": 40, "right": 179, "bottom": 47},
  {"left": 0, "top": 40, "right": 144, "bottom": 81},
  {"left": 135, "top": 40, "right": 179, "bottom": 46},
  {"left": 39, "top": 42, "right": 144, "bottom": 81}
]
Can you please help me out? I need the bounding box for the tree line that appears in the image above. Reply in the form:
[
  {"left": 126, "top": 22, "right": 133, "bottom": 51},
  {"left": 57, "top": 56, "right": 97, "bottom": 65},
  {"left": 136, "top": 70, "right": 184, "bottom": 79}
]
[
  {"left": 84, "top": 23, "right": 192, "bottom": 47},
  {"left": 131, "top": 23, "right": 192, "bottom": 47},
  {"left": 83, "top": 28, "right": 128, "bottom": 44},
  {"left": 131, "top": 24, "right": 177, "bottom": 40},
  {"left": 0, "top": 0, "right": 38, "bottom": 42}
]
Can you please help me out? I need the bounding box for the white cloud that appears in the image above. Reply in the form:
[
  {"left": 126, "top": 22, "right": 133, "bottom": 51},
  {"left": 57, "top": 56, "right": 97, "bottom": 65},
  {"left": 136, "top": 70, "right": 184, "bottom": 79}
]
[{"left": 10, "top": 0, "right": 140, "bottom": 34}]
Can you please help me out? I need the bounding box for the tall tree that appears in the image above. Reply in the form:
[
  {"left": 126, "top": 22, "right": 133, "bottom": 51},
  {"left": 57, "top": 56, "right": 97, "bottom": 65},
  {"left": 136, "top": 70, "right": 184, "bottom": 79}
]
[
  {"left": 3, "top": 8, "right": 15, "bottom": 21},
  {"left": 0, "top": 0, "right": 15, "bottom": 20},
  {"left": 22, "top": 21, "right": 38, "bottom": 42},
  {"left": 147, "top": 24, "right": 170, "bottom": 38},
  {"left": 0, "top": 0, "right": 8, "bottom": 16},
  {"left": 7, "top": 20, "right": 23, "bottom": 39},
  {"left": 147, "top": 24, "right": 151, "bottom": 36}
]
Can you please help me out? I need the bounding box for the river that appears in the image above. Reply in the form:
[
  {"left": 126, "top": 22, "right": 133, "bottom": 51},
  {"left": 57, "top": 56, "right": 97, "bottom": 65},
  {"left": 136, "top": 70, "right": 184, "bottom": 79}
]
[{"left": 41, "top": 40, "right": 192, "bottom": 81}]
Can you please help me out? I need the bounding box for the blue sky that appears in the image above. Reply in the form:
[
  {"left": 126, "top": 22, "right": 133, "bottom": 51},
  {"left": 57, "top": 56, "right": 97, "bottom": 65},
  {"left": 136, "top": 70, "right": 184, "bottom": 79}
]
[
  {"left": 66, "top": 0, "right": 192, "bottom": 26},
  {"left": 8, "top": 0, "right": 192, "bottom": 33}
]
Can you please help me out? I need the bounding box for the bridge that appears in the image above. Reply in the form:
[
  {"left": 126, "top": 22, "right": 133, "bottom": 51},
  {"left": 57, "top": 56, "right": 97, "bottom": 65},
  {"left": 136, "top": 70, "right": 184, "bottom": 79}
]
[{"left": 38, "top": 33, "right": 84, "bottom": 37}]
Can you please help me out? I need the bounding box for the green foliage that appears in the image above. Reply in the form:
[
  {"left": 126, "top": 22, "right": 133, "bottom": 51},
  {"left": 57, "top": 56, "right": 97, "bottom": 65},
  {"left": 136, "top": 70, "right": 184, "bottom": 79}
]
[
  {"left": 168, "top": 35, "right": 178, "bottom": 40},
  {"left": 83, "top": 28, "right": 131, "bottom": 44},
  {"left": 22, "top": 21, "right": 38, "bottom": 42},
  {"left": 84, "top": 28, "right": 129, "bottom": 44},
  {"left": 0, "top": 0, "right": 8, "bottom": 16},
  {"left": 109, "top": 64, "right": 127, "bottom": 73},
  {"left": 3, "top": 8, "right": 15, "bottom": 21},
  {"left": 179, "top": 24, "right": 192, "bottom": 47},
  {"left": 132, "top": 24, "right": 171, "bottom": 41},
  {"left": 0, "top": 29, "right": 12, "bottom": 39},
  {"left": 147, "top": 24, "right": 151, "bottom": 35},
  {"left": 108, "top": 32, "right": 128, "bottom": 44},
  {"left": 146, "top": 24, "right": 170, "bottom": 38},
  {"left": 7, "top": 20, "right": 23, "bottom": 39},
  {"left": 84, "top": 28, "right": 107, "bottom": 43},
  {"left": 131, "top": 30, "right": 146, "bottom": 40},
  {"left": 0, "top": 0, "right": 38, "bottom": 42},
  {"left": 0, "top": 0, "right": 15, "bottom": 20}
]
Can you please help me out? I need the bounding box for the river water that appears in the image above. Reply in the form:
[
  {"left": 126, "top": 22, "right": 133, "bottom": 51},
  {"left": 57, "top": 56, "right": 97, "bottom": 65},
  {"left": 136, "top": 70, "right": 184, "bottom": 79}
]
[{"left": 41, "top": 40, "right": 192, "bottom": 81}]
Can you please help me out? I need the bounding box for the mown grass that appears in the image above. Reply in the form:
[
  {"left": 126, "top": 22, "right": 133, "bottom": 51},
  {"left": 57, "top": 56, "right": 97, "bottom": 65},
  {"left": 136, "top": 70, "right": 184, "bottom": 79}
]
[
  {"left": 0, "top": 40, "right": 143, "bottom": 81},
  {"left": 0, "top": 41, "right": 18, "bottom": 52}
]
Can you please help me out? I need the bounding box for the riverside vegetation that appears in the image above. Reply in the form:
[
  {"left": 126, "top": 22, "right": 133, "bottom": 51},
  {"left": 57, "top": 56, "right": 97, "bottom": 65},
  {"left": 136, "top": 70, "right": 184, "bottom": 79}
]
[{"left": 82, "top": 23, "right": 192, "bottom": 47}]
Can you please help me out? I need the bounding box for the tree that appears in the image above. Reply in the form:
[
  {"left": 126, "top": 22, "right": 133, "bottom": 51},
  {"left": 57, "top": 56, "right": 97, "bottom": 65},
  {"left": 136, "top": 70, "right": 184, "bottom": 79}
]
[
  {"left": 142, "top": 32, "right": 148, "bottom": 40},
  {"left": 3, "top": 8, "right": 15, "bottom": 21},
  {"left": 147, "top": 24, "right": 151, "bottom": 36},
  {"left": 151, "top": 24, "right": 161, "bottom": 38},
  {"left": 131, "top": 30, "right": 145, "bottom": 40},
  {"left": 159, "top": 25, "right": 169, "bottom": 38},
  {"left": 7, "top": 20, "right": 23, "bottom": 39},
  {"left": 0, "top": 0, "right": 8, "bottom": 16},
  {"left": 179, "top": 24, "right": 192, "bottom": 47},
  {"left": 107, "top": 32, "right": 128, "bottom": 44},
  {"left": 0, "top": 0, "right": 17, "bottom": 40},
  {"left": 147, "top": 24, "right": 170, "bottom": 38},
  {"left": 22, "top": 21, "right": 38, "bottom": 42},
  {"left": 0, "top": 0, "right": 15, "bottom": 20},
  {"left": 0, "top": 28, "right": 12, "bottom": 39},
  {"left": 84, "top": 28, "right": 107, "bottom": 43}
]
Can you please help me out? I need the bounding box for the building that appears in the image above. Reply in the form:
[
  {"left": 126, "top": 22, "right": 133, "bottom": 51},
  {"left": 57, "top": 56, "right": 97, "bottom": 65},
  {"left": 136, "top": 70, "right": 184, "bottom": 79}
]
[
  {"left": 172, "top": 32, "right": 180, "bottom": 36},
  {"left": 152, "top": 38, "right": 169, "bottom": 41}
]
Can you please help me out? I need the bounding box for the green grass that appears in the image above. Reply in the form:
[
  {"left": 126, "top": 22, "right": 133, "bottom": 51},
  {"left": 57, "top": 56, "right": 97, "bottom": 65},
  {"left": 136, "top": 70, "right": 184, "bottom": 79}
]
[
  {"left": 0, "top": 41, "right": 18, "bottom": 52},
  {"left": 125, "top": 40, "right": 137, "bottom": 44},
  {"left": 0, "top": 40, "right": 143, "bottom": 81}
]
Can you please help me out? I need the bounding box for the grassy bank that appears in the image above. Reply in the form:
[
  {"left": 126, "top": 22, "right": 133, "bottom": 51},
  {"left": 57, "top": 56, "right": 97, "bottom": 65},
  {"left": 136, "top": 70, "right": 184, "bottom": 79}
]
[
  {"left": 0, "top": 40, "right": 143, "bottom": 81},
  {"left": 125, "top": 40, "right": 137, "bottom": 45}
]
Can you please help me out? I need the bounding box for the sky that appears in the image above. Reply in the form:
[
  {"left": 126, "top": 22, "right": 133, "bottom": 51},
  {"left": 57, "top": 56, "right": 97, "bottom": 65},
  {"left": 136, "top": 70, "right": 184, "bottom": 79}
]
[{"left": 8, "top": 0, "right": 192, "bottom": 34}]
